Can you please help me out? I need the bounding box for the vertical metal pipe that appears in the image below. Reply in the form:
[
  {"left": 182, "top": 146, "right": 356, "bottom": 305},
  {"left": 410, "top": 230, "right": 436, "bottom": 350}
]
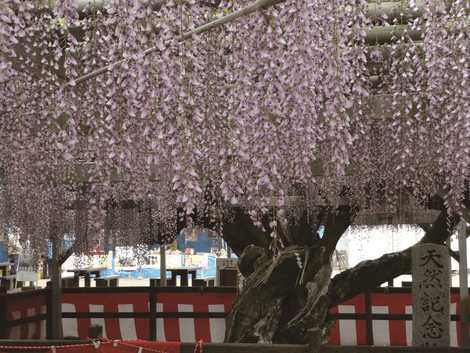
[
  {"left": 160, "top": 244, "right": 167, "bottom": 286},
  {"left": 50, "top": 236, "right": 62, "bottom": 339},
  {"left": 365, "top": 289, "right": 373, "bottom": 345},
  {"left": 458, "top": 221, "right": 469, "bottom": 347},
  {"left": 446, "top": 236, "right": 452, "bottom": 287}
]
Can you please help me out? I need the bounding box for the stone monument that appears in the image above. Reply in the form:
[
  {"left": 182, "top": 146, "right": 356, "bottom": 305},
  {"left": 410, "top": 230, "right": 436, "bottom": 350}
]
[{"left": 412, "top": 243, "right": 450, "bottom": 347}]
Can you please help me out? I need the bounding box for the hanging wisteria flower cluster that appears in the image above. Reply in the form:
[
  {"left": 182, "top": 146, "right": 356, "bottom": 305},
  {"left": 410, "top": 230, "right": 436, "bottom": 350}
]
[{"left": 0, "top": 0, "right": 468, "bottom": 255}]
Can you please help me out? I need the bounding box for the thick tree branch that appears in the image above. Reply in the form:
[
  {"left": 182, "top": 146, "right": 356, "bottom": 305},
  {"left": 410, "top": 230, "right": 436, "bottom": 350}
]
[
  {"left": 58, "top": 246, "right": 74, "bottom": 266},
  {"left": 177, "top": 205, "right": 270, "bottom": 257},
  {"left": 418, "top": 223, "right": 431, "bottom": 232},
  {"left": 449, "top": 248, "right": 460, "bottom": 262},
  {"left": 327, "top": 208, "right": 459, "bottom": 307},
  {"left": 328, "top": 249, "right": 411, "bottom": 307},
  {"left": 300, "top": 206, "right": 354, "bottom": 286},
  {"left": 222, "top": 207, "right": 270, "bottom": 256},
  {"left": 321, "top": 206, "right": 355, "bottom": 257}
]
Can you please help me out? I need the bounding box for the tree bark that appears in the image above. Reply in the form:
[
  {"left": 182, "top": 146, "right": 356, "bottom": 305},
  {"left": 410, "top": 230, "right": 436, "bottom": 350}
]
[
  {"left": 222, "top": 207, "right": 270, "bottom": 256},
  {"left": 223, "top": 206, "right": 354, "bottom": 347},
  {"left": 223, "top": 196, "right": 460, "bottom": 348}
]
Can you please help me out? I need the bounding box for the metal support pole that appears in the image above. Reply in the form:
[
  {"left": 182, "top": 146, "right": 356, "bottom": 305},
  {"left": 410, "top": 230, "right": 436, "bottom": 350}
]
[
  {"left": 446, "top": 237, "right": 452, "bottom": 286},
  {"left": 365, "top": 289, "right": 373, "bottom": 345},
  {"left": 160, "top": 244, "right": 167, "bottom": 287},
  {"left": 111, "top": 245, "right": 116, "bottom": 272},
  {"left": 458, "top": 221, "right": 469, "bottom": 347},
  {"left": 49, "top": 236, "right": 63, "bottom": 339}
]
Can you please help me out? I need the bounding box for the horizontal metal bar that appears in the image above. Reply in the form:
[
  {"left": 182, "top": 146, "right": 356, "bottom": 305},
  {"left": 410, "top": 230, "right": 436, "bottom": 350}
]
[
  {"left": 58, "top": 311, "right": 462, "bottom": 321},
  {"left": 0, "top": 339, "right": 90, "bottom": 346},
  {"left": 329, "top": 313, "right": 462, "bottom": 321},
  {"left": 365, "top": 25, "right": 423, "bottom": 45},
  {"left": 320, "top": 346, "right": 470, "bottom": 353},
  {"left": 364, "top": 287, "right": 469, "bottom": 294},
  {"left": 180, "top": 342, "right": 308, "bottom": 353},
  {"left": 61, "top": 311, "right": 228, "bottom": 319},
  {"left": 4, "top": 314, "right": 48, "bottom": 328},
  {"left": 41, "top": 0, "right": 445, "bottom": 23},
  {"left": 61, "top": 286, "right": 236, "bottom": 294},
  {"left": 0, "top": 289, "right": 49, "bottom": 300}
]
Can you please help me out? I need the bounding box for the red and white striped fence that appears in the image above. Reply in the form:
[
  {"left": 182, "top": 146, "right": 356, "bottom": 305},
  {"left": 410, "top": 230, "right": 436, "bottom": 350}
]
[
  {"left": 2, "top": 289, "right": 48, "bottom": 340},
  {"left": 1, "top": 288, "right": 467, "bottom": 346},
  {"left": 60, "top": 290, "right": 235, "bottom": 343},
  {"left": 328, "top": 291, "right": 462, "bottom": 346}
]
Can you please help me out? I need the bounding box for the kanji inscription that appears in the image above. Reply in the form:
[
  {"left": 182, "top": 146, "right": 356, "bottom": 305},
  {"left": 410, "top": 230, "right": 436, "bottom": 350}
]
[{"left": 412, "top": 244, "right": 450, "bottom": 347}]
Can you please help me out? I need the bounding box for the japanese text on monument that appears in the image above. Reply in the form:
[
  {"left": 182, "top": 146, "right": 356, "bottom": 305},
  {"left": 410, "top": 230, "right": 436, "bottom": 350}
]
[{"left": 412, "top": 244, "right": 450, "bottom": 347}]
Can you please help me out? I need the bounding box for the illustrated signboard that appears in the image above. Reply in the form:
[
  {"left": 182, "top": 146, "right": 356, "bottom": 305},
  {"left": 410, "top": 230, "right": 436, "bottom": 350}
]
[{"left": 177, "top": 228, "right": 222, "bottom": 253}]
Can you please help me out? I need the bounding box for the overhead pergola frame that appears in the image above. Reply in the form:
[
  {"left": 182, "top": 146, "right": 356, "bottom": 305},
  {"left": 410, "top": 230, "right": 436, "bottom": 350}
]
[
  {"left": 6, "top": 0, "right": 451, "bottom": 86},
  {"left": 6, "top": 0, "right": 464, "bottom": 138},
  {"left": 44, "top": 0, "right": 445, "bottom": 22}
]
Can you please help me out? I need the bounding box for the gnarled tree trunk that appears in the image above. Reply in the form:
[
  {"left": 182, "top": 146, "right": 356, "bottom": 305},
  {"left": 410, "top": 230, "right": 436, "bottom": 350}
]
[
  {"left": 223, "top": 205, "right": 353, "bottom": 348},
  {"left": 221, "top": 200, "right": 458, "bottom": 350}
]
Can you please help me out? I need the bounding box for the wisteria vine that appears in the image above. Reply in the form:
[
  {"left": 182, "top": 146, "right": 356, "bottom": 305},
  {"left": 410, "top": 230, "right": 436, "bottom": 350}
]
[{"left": 0, "top": 0, "right": 468, "bottom": 256}]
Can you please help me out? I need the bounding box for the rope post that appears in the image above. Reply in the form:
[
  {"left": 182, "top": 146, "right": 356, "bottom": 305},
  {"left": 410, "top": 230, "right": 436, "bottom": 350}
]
[{"left": 193, "top": 340, "right": 203, "bottom": 353}]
